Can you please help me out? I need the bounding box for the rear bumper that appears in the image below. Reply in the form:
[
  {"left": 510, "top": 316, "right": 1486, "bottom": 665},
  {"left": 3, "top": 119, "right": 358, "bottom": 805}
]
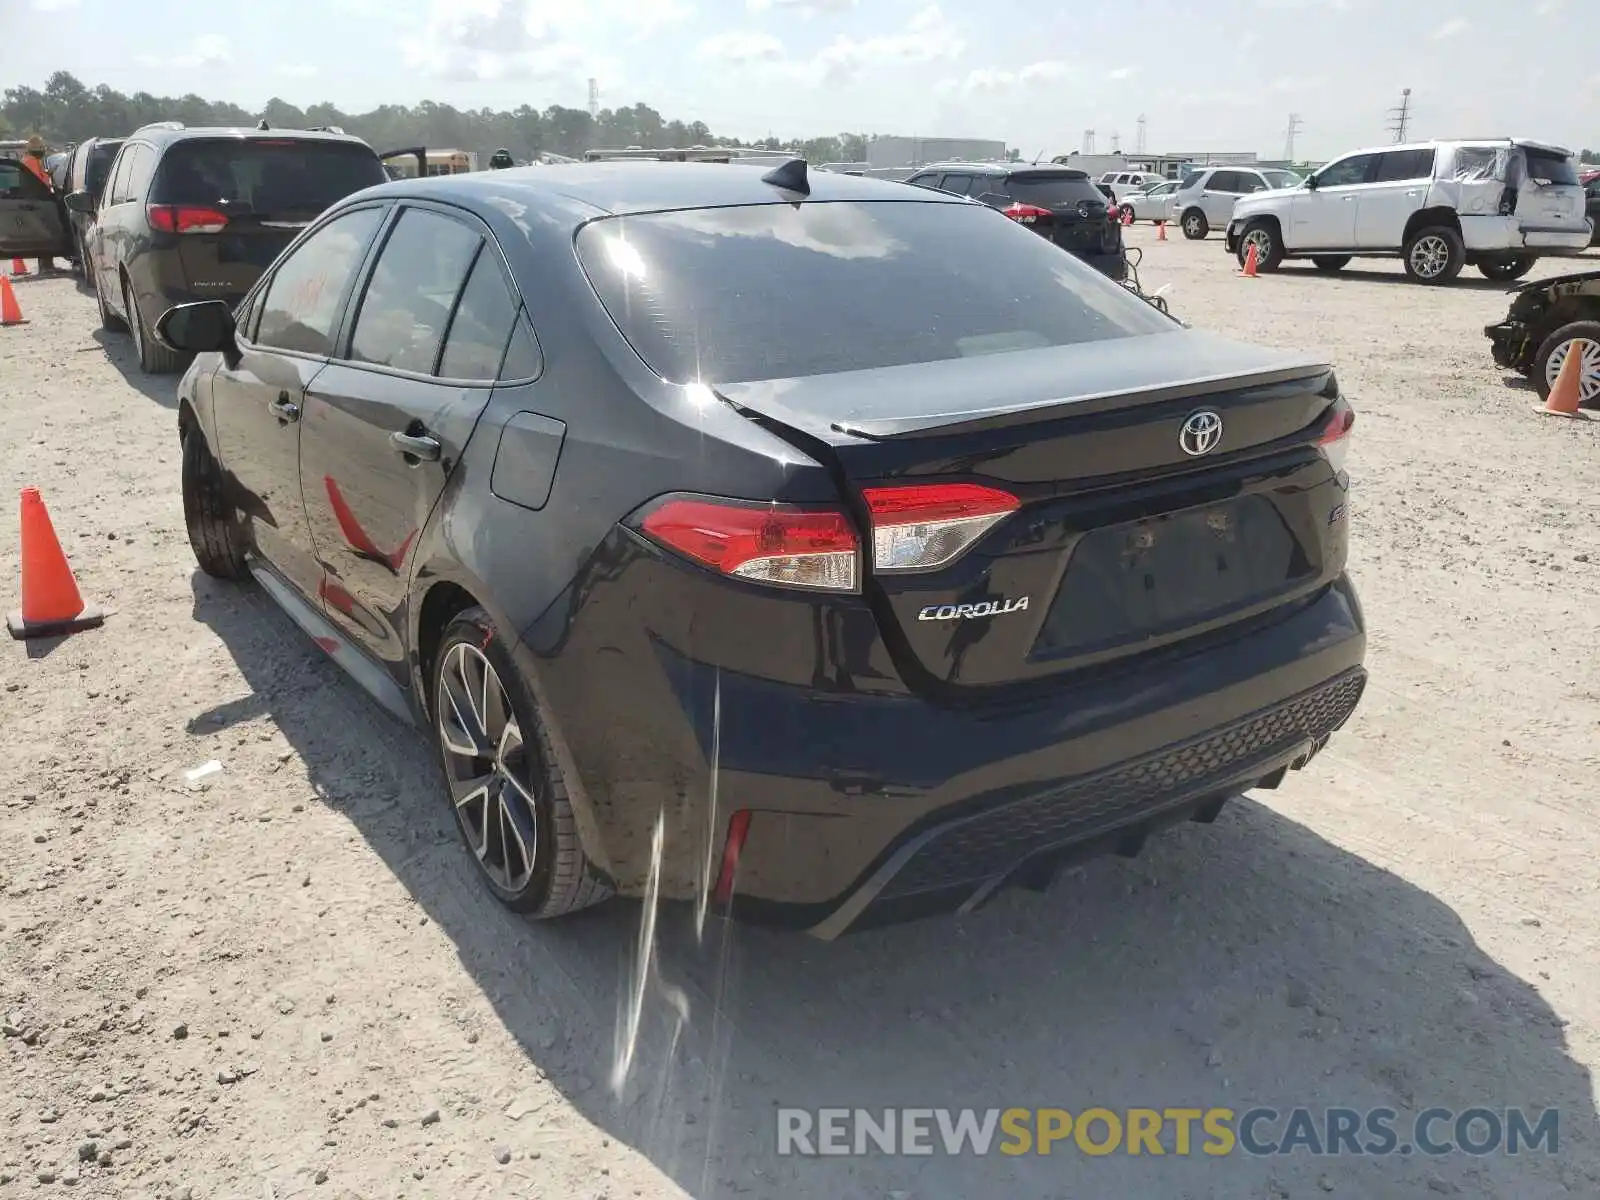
[
  {"left": 521, "top": 533, "right": 1368, "bottom": 937},
  {"left": 1462, "top": 215, "right": 1592, "bottom": 255}
]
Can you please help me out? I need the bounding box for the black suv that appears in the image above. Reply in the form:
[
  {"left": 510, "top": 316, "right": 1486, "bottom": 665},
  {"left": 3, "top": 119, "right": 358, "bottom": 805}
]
[
  {"left": 67, "top": 123, "right": 403, "bottom": 373},
  {"left": 904, "top": 162, "right": 1127, "bottom": 281},
  {"left": 60, "top": 136, "right": 125, "bottom": 270}
]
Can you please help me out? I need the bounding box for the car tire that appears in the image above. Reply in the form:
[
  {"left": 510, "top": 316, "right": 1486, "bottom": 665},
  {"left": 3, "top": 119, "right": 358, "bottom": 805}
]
[
  {"left": 123, "top": 276, "right": 187, "bottom": 374},
  {"left": 1402, "top": 225, "right": 1465, "bottom": 285},
  {"left": 1312, "top": 256, "right": 1351, "bottom": 273},
  {"left": 1237, "top": 220, "right": 1285, "bottom": 272},
  {"left": 1532, "top": 320, "right": 1600, "bottom": 410},
  {"left": 431, "top": 606, "right": 613, "bottom": 918},
  {"left": 181, "top": 425, "right": 251, "bottom": 581},
  {"left": 1478, "top": 256, "right": 1535, "bottom": 282},
  {"left": 94, "top": 266, "right": 126, "bottom": 332},
  {"left": 1119, "top": 203, "right": 1135, "bottom": 224},
  {"left": 1181, "top": 208, "right": 1209, "bottom": 240}
]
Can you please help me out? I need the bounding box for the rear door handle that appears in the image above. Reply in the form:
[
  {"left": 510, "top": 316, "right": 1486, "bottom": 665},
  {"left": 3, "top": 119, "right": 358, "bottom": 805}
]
[
  {"left": 268, "top": 392, "right": 300, "bottom": 422},
  {"left": 390, "top": 431, "right": 441, "bottom": 461}
]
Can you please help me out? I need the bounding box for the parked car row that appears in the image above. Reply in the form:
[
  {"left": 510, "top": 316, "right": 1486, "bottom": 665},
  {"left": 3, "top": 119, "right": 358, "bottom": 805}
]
[{"left": 23, "top": 138, "right": 1367, "bottom": 936}]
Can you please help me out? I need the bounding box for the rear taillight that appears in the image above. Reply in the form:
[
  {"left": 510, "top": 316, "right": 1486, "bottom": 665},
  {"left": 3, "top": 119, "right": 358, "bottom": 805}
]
[
  {"left": 861, "top": 483, "right": 1020, "bottom": 572},
  {"left": 1316, "top": 398, "right": 1355, "bottom": 475},
  {"left": 147, "top": 204, "right": 229, "bottom": 234},
  {"left": 1003, "top": 203, "right": 1051, "bottom": 225},
  {"left": 638, "top": 495, "right": 859, "bottom": 592}
]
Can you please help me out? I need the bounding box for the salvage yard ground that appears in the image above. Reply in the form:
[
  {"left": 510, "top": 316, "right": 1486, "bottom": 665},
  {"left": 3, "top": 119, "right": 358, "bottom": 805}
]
[{"left": 2, "top": 229, "right": 1598, "bottom": 1200}]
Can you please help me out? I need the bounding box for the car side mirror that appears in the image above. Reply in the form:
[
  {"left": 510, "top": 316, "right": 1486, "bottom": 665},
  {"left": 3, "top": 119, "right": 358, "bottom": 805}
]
[
  {"left": 64, "top": 190, "right": 95, "bottom": 215},
  {"left": 1304, "top": 175, "right": 1318, "bottom": 190},
  {"left": 156, "top": 301, "right": 237, "bottom": 359}
]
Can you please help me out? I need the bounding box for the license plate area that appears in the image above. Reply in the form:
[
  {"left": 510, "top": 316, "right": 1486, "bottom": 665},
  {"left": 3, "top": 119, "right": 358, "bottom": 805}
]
[{"left": 1033, "top": 495, "right": 1313, "bottom": 658}]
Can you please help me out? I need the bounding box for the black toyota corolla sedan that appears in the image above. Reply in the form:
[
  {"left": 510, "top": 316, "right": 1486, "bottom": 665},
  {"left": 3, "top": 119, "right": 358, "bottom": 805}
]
[{"left": 159, "top": 159, "right": 1366, "bottom": 937}]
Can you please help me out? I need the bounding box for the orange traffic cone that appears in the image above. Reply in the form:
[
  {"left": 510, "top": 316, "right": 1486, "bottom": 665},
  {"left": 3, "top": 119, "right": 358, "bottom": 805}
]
[
  {"left": 1157, "top": 221, "right": 1167, "bottom": 241},
  {"left": 1240, "top": 242, "right": 1259, "bottom": 278},
  {"left": 1540, "top": 338, "right": 1590, "bottom": 418},
  {"left": 0, "top": 275, "right": 23, "bottom": 326},
  {"left": 6, "top": 488, "right": 106, "bottom": 639},
  {"left": 10, "top": 258, "right": 28, "bottom": 278}
]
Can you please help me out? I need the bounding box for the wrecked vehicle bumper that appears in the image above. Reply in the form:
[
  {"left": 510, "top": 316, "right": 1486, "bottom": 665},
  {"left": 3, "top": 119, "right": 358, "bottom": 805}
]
[
  {"left": 1461, "top": 215, "right": 1593, "bottom": 255},
  {"left": 1482, "top": 268, "right": 1600, "bottom": 374}
]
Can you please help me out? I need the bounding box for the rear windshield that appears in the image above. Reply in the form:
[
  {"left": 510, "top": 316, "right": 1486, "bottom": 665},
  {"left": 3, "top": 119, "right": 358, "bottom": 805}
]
[
  {"left": 151, "top": 139, "right": 387, "bottom": 216},
  {"left": 576, "top": 200, "right": 1174, "bottom": 385},
  {"left": 1523, "top": 150, "right": 1578, "bottom": 186},
  {"left": 86, "top": 142, "right": 123, "bottom": 197},
  {"left": 1004, "top": 173, "right": 1106, "bottom": 207}
]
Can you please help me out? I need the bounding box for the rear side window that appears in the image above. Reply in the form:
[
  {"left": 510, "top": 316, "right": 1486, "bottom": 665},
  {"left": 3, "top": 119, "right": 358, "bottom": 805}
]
[
  {"left": 906, "top": 174, "right": 940, "bottom": 191},
  {"left": 152, "top": 139, "right": 387, "bottom": 217},
  {"left": 437, "top": 250, "right": 526, "bottom": 381},
  {"left": 1207, "top": 171, "right": 1242, "bottom": 192},
  {"left": 1375, "top": 149, "right": 1435, "bottom": 182},
  {"left": 122, "top": 146, "right": 158, "bottom": 203},
  {"left": 255, "top": 206, "right": 385, "bottom": 355},
  {"left": 349, "top": 208, "right": 482, "bottom": 374},
  {"left": 576, "top": 200, "right": 1174, "bottom": 385},
  {"left": 1523, "top": 150, "right": 1577, "bottom": 186},
  {"left": 105, "top": 149, "right": 134, "bottom": 205},
  {"left": 1004, "top": 172, "right": 1103, "bottom": 207}
]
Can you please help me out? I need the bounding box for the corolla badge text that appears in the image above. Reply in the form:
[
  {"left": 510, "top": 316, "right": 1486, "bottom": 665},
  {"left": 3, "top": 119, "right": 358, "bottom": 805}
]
[{"left": 918, "top": 597, "right": 1030, "bottom": 622}]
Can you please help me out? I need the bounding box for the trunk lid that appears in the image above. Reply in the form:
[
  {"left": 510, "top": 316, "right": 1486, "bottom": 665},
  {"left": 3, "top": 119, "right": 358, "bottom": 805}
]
[{"left": 718, "top": 330, "right": 1350, "bottom": 692}]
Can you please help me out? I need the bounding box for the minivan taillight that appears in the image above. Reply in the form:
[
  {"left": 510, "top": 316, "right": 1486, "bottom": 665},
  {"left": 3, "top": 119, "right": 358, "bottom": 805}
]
[
  {"left": 861, "top": 483, "right": 1020, "bottom": 572},
  {"left": 147, "top": 204, "right": 229, "bottom": 234},
  {"left": 1316, "top": 398, "right": 1355, "bottom": 475},
  {"left": 638, "top": 495, "right": 859, "bottom": 592}
]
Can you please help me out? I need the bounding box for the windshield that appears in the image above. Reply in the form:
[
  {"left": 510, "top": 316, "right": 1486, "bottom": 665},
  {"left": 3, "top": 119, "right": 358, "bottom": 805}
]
[
  {"left": 576, "top": 200, "right": 1174, "bottom": 385},
  {"left": 151, "top": 139, "right": 387, "bottom": 216},
  {"left": 1005, "top": 173, "right": 1106, "bottom": 207},
  {"left": 1262, "top": 169, "right": 1301, "bottom": 188}
]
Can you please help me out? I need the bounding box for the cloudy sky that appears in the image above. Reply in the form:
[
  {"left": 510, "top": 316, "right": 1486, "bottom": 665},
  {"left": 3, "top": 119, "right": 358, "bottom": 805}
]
[{"left": 8, "top": 0, "right": 1593, "bottom": 159}]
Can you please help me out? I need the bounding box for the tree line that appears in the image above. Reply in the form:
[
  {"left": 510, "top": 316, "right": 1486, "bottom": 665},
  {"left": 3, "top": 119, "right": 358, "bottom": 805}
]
[{"left": 2, "top": 71, "right": 877, "bottom": 166}]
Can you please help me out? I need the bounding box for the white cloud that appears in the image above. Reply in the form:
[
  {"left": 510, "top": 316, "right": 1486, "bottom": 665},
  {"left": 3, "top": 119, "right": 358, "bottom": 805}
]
[
  {"left": 749, "top": 0, "right": 857, "bottom": 11},
  {"left": 137, "top": 34, "right": 233, "bottom": 69},
  {"left": 279, "top": 64, "right": 319, "bottom": 79},
  {"left": 399, "top": 0, "right": 689, "bottom": 80},
  {"left": 782, "top": 5, "right": 964, "bottom": 85},
  {"left": 698, "top": 32, "right": 785, "bottom": 64},
  {"left": 942, "top": 60, "right": 1070, "bottom": 95},
  {"left": 1429, "top": 17, "right": 1469, "bottom": 39},
  {"left": 1106, "top": 66, "right": 1135, "bottom": 80}
]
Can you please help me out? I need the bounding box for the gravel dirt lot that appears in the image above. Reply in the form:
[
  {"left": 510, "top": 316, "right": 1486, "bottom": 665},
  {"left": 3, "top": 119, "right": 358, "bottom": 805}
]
[{"left": 2, "top": 230, "right": 1598, "bottom": 1200}]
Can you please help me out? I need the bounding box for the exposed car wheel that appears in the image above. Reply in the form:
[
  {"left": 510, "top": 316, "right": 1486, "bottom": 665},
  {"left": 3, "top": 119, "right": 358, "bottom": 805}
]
[
  {"left": 1478, "top": 256, "right": 1535, "bottom": 282},
  {"left": 432, "top": 607, "right": 612, "bottom": 917},
  {"left": 1118, "top": 203, "right": 1135, "bottom": 224},
  {"left": 94, "top": 266, "right": 126, "bottom": 332},
  {"left": 1312, "top": 256, "right": 1351, "bottom": 273},
  {"left": 181, "top": 424, "right": 251, "bottom": 581},
  {"left": 1237, "top": 221, "right": 1284, "bottom": 272},
  {"left": 1533, "top": 321, "right": 1600, "bottom": 410},
  {"left": 123, "top": 276, "right": 187, "bottom": 374},
  {"left": 1181, "top": 209, "right": 1209, "bottom": 240},
  {"left": 1402, "top": 226, "right": 1465, "bottom": 284}
]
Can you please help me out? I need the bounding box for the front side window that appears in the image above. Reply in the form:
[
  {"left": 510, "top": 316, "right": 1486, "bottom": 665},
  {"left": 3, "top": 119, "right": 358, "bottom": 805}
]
[
  {"left": 348, "top": 208, "right": 482, "bottom": 374},
  {"left": 576, "top": 199, "right": 1175, "bottom": 385},
  {"left": 938, "top": 174, "right": 975, "bottom": 196},
  {"left": 1316, "top": 154, "right": 1378, "bottom": 188},
  {"left": 254, "top": 206, "right": 385, "bottom": 356}
]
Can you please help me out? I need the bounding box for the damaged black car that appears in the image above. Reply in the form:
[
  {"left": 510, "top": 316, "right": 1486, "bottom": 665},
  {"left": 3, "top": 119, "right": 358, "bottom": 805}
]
[{"left": 1484, "top": 268, "right": 1600, "bottom": 409}]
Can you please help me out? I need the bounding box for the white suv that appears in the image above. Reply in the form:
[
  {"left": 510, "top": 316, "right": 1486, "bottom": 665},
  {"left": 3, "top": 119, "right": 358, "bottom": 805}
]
[
  {"left": 1097, "top": 170, "right": 1165, "bottom": 203},
  {"left": 1225, "top": 139, "right": 1594, "bottom": 284}
]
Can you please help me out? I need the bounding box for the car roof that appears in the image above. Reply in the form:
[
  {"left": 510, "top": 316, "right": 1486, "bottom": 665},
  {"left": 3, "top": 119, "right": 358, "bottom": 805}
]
[
  {"left": 127, "top": 125, "right": 372, "bottom": 149},
  {"left": 915, "top": 161, "right": 1091, "bottom": 178},
  {"left": 363, "top": 161, "right": 974, "bottom": 218},
  {"left": 1327, "top": 138, "right": 1575, "bottom": 158}
]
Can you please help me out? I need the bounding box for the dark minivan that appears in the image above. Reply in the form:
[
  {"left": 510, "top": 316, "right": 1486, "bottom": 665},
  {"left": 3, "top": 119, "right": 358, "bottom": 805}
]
[
  {"left": 905, "top": 163, "right": 1127, "bottom": 281},
  {"left": 62, "top": 136, "right": 125, "bottom": 271},
  {"left": 69, "top": 124, "right": 397, "bottom": 372}
]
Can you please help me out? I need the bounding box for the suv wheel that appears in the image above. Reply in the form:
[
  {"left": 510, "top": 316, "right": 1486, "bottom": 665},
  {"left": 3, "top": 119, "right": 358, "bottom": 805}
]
[
  {"left": 432, "top": 607, "right": 612, "bottom": 917},
  {"left": 1534, "top": 321, "right": 1600, "bottom": 410},
  {"left": 1312, "top": 256, "right": 1351, "bottom": 273},
  {"left": 1181, "top": 209, "right": 1209, "bottom": 240},
  {"left": 181, "top": 425, "right": 251, "bottom": 580},
  {"left": 1478, "top": 256, "right": 1534, "bottom": 282},
  {"left": 1402, "top": 226, "right": 1465, "bottom": 285},
  {"left": 1237, "top": 221, "right": 1284, "bottom": 272},
  {"left": 123, "top": 276, "right": 187, "bottom": 374}
]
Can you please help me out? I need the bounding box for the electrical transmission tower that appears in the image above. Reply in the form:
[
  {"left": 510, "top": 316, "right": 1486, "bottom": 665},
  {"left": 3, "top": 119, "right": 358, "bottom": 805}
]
[
  {"left": 1386, "top": 88, "right": 1413, "bottom": 143},
  {"left": 1110, "top": 131, "right": 1121, "bottom": 154},
  {"left": 587, "top": 78, "right": 599, "bottom": 120},
  {"left": 1284, "top": 113, "right": 1302, "bottom": 162},
  {"left": 1135, "top": 114, "right": 1147, "bottom": 155},
  {"left": 1083, "top": 128, "right": 1096, "bottom": 154}
]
